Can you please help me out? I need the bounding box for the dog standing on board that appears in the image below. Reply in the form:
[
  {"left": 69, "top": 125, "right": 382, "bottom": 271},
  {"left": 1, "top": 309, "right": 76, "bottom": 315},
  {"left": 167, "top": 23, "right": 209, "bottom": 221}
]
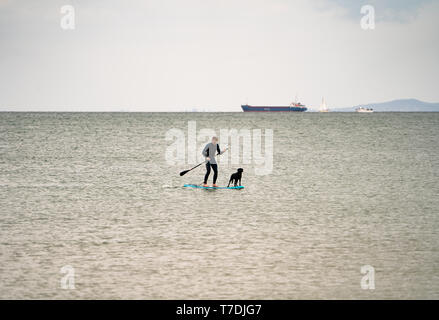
[{"left": 228, "top": 168, "right": 244, "bottom": 187}]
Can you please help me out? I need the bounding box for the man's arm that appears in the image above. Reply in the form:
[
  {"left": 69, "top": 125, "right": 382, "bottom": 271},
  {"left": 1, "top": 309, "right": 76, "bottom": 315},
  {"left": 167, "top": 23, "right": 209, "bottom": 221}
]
[
  {"left": 202, "top": 144, "right": 209, "bottom": 157},
  {"left": 217, "top": 144, "right": 228, "bottom": 155}
]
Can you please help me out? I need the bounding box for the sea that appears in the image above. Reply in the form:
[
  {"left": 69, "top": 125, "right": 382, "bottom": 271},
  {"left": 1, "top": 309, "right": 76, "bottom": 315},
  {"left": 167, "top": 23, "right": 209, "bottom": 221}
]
[{"left": 0, "top": 112, "right": 438, "bottom": 299}]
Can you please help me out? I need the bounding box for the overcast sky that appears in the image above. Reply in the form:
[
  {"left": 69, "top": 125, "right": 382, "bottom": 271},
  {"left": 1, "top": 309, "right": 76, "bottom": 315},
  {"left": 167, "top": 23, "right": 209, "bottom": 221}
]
[{"left": 0, "top": 0, "right": 438, "bottom": 111}]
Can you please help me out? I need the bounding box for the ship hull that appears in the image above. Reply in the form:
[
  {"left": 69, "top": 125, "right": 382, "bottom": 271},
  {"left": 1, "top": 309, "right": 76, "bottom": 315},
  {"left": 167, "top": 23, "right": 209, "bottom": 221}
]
[
  {"left": 241, "top": 105, "right": 307, "bottom": 112},
  {"left": 356, "top": 107, "right": 374, "bottom": 113}
]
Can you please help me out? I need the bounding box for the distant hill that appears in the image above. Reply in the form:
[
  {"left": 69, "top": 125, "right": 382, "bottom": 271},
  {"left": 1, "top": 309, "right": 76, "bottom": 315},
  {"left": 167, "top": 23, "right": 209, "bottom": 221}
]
[{"left": 334, "top": 99, "right": 439, "bottom": 112}]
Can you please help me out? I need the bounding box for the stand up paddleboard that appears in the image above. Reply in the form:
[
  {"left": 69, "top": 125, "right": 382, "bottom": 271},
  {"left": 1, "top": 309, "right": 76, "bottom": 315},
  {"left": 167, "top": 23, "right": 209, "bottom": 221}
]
[{"left": 184, "top": 184, "right": 244, "bottom": 190}]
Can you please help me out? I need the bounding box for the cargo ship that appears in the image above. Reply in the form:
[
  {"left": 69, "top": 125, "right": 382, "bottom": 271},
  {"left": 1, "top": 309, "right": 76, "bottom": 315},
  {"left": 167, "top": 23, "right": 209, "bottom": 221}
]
[{"left": 241, "top": 101, "right": 307, "bottom": 112}]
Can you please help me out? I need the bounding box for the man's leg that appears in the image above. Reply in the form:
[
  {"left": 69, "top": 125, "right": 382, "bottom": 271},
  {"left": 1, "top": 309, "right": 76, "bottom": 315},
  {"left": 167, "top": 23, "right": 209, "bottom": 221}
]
[
  {"left": 204, "top": 162, "right": 211, "bottom": 184},
  {"left": 212, "top": 164, "right": 218, "bottom": 185}
]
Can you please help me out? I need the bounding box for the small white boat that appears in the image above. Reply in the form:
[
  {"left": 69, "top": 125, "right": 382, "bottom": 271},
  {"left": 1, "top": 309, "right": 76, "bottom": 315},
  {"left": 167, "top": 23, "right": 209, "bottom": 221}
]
[
  {"left": 319, "top": 97, "right": 329, "bottom": 112},
  {"left": 356, "top": 107, "right": 374, "bottom": 113}
]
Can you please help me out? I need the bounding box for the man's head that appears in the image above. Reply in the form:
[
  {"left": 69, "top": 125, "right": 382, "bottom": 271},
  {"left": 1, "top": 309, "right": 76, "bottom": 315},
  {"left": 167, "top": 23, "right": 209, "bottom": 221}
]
[{"left": 212, "top": 136, "right": 218, "bottom": 144}]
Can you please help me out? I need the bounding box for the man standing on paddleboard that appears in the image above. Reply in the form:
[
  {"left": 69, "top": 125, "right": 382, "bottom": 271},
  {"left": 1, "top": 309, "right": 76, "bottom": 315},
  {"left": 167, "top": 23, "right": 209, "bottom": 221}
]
[{"left": 202, "top": 137, "right": 226, "bottom": 187}]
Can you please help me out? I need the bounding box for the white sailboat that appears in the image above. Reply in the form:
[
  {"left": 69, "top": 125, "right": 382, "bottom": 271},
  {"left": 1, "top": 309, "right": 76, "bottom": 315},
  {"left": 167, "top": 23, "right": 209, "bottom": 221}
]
[{"left": 319, "top": 97, "right": 329, "bottom": 112}]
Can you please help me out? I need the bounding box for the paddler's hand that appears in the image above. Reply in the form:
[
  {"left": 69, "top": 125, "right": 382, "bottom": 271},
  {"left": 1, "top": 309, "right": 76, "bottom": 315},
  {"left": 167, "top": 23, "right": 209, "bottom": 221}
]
[{"left": 206, "top": 157, "right": 211, "bottom": 161}]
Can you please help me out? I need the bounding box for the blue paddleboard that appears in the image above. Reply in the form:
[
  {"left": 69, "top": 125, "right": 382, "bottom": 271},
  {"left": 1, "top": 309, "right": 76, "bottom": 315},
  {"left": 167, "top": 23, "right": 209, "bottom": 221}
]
[{"left": 184, "top": 184, "right": 244, "bottom": 190}]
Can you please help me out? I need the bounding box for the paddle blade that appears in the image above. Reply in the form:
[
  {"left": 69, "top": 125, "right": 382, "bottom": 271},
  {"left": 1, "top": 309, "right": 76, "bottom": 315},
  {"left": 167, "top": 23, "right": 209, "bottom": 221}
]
[{"left": 179, "top": 170, "right": 190, "bottom": 176}]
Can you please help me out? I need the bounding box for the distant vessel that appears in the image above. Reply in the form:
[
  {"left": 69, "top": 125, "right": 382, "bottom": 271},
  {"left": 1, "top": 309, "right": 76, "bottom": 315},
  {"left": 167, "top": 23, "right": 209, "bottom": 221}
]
[
  {"left": 319, "top": 98, "right": 329, "bottom": 112},
  {"left": 356, "top": 107, "right": 374, "bottom": 113},
  {"left": 241, "top": 99, "right": 307, "bottom": 112}
]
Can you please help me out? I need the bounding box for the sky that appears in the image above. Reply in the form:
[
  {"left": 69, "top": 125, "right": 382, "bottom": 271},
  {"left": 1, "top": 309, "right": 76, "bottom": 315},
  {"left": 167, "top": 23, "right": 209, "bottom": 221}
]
[{"left": 0, "top": 0, "right": 438, "bottom": 111}]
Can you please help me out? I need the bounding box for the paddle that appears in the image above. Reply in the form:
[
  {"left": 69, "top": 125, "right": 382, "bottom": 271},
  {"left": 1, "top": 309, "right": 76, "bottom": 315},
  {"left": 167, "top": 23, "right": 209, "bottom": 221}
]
[
  {"left": 179, "top": 161, "right": 205, "bottom": 176},
  {"left": 179, "top": 147, "right": 228, "bottom": 176}
]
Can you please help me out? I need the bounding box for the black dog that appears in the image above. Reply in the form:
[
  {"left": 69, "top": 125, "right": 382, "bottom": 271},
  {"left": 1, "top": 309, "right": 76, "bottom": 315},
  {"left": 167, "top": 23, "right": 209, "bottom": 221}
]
[{"left": 228, "top": 168, "right": 244, "bottom": 187}]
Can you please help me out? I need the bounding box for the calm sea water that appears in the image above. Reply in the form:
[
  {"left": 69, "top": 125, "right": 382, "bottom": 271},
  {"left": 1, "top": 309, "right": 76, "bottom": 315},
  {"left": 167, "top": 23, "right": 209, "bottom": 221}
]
[{"left": 0, "top": 112, "right": 438, "bottom": 299}]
